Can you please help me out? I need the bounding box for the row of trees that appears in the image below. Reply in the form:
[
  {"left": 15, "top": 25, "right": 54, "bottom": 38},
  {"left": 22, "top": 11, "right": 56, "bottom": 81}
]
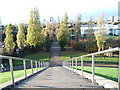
[
  {"left": 3, "top": 8, "right": 52, "bottom": 55},
  {"left": 3, "top": 9, "right": 118, "bottom": 54},
  {"left": 56, "top": 12, "right": 111, "bottom": 52}
]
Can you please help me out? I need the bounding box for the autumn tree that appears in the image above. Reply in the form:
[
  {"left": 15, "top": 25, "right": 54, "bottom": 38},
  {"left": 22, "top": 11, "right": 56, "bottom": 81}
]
[
  {"left": 75, "top": 14, "right": 82, "bottom": 44},
  {"left": 16, "top": 23, "right": 26, "bottom": 50},
  {"left": 4, "top": 24, "right": 15, "bottom": 54},
  {"left": 26, "top": 8, "right": 42, "bottom": 48},
  {"left": 95, "top": 13, "right": 107, "bottom": 51},
  {"left": 86, "top": 17, "right": 95, "bottom": 52},
  {"left": 57, "top": 12, "right": 69, "bottom": 51}
]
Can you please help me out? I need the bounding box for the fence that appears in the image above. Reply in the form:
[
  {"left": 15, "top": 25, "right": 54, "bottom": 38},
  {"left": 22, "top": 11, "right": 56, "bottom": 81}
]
[
  {"left": 0, "top": 55, "right": 49, "bottom": 87},
  {"left": 62, "top": 47, "right": 120, "bottom": 89}
]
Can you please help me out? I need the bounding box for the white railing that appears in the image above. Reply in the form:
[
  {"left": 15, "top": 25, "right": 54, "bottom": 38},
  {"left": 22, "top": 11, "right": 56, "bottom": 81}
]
[
  {"left": 0, "top": 55, "right": 49, "bottom": 87},
  {"left": 62, "top": 47, "right": 120, "bottom": 89}
]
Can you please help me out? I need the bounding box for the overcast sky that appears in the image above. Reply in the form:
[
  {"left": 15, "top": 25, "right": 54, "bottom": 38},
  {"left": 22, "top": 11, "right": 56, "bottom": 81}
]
[{"left": 0, "top": 0, "right": 119, "bottom": 25}]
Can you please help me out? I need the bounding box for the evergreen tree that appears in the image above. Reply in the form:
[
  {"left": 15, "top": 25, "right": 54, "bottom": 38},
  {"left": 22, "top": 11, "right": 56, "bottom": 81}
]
[
  {"left": 95, "top": 13, "right": 107, "bottom": 51},
  {"left": 4, "top": 24, "right": 15, "bottom": 54},
  {"left": 26, "top": 8, "right": 42, "bottom": 48},
  {"left": 16, "top": 23, "right": 26, "bottom": 50},
  {"left": 44, "top": 32, "right": 51, "bottom": 52},
  {"left": 57, "top": 12, "right": 68, "bottom": 51}
]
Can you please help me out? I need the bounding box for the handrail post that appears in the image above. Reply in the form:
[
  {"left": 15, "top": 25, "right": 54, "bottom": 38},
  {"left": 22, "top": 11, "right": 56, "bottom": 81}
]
[
  {"left": 76, "top": 58, "right": 77, "bottom": 72},
  {"left": 35, "top": 61, "right": 38, "bottom": 72},
  {"left": 67, "top": 60, "right": 68, "bottom": 67},
  {"left": 72, "top": 58, "right": 73, "bottom": 71},
  {"left": 39, "top": 61, "right": 40, "bottom": 71},
  {"left": 23, "top": 60, "right": 27, "bottom": 79},
  {"left": 43, "top": 62, "right": 44, "bottom": 68},
  {"left": 9, "top": 59, "right": 15, "bottom": 86},
  {"left": 70, "top": 60, "right": 71, "bottom": 70},
  {"left": 31, "top": 60, "right": 33, "bottom": 74},
  {"left": 92, "top": 55, "right": 95, "bottom": 83},
  {"left": 68, "top": 60, "right": 69, "bottom": 67},
  {"left": 45, "top": 62, "right": 46, "bottom": 67},
  {"left": 118, "top": 50, "right": 120, "bottom": 90},
  {"left": 81, "top": 57, "right": 83, "bottom": 77},
  {"left": 70, "top": 59, "right": 72, "bottom": 70},
  {"left": 41, "top": 61, "right": 42, "bottom": 70}
]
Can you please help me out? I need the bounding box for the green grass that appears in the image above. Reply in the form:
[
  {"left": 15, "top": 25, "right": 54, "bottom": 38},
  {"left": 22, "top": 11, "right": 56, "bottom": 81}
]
[
  {"left": 61, "top": 46, "right": 118, "bottom": 64},
  {"left": 61, "top": 47, "right": 88, "bottom": 61},
  {"left": 21, "top": 51, "right": 51, "bottom": 61},
  {"left": 0, "top": 68, "right": 43, "bottom": 84},
  {"left": 83, "top": 56, "right": 119, "bottom": 64},
  {"left": 72, "top": 66, "right": 118, "bottom": 82}
]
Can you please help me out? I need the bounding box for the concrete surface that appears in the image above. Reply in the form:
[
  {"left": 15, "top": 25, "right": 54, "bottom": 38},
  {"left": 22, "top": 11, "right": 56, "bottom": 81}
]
[{"left": 15, "top": 66, "right": 103, "bottom": 88}]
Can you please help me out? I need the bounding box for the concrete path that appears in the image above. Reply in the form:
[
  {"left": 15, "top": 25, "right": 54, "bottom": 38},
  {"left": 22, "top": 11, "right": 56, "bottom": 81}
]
[
  {"left": 49, "top": 37, "right": 62, "bottom": 66},
  {"left": 15, "top": 66, "right": 102, "bottom": 88}
]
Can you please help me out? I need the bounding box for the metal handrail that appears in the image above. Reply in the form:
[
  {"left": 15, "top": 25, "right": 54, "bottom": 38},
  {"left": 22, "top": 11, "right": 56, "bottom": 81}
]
[
  {"left": 0, "top": 55, "right": 37, "bottom": 61},
  {"left": 76, "top": 47, "right": 120, "bottom": 58},
  {"left": 62, "top": 47, "right": 120, "bottom": 89},
  {"left": 0, "top": 55, "right": 49, "bottom": 88}
]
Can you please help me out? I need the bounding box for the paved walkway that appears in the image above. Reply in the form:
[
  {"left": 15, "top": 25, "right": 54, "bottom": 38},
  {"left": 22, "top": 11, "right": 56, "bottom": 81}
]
[
  {"left": 49, "top": 37, "right": 62, "bottom": 66},
  {"left": 15, "top": 67, "right": 102, "bottom": 88}
]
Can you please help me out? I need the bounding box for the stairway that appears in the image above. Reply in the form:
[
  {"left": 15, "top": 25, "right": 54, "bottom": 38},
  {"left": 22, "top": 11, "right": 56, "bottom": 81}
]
[{"left": 49, "top": 37, "right": 62, "bottom": 66}]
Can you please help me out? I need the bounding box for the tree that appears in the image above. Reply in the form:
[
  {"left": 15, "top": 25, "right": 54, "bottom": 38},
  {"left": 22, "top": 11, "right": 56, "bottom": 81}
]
[
  {"left": 16, "top": 23, "right": 26, "bottom": 50},
  {"left": 44, "top": 32, "right": 51, "bottom": 52},
  {"left": 26, "top": 8, "right": 42, "bottom": 48},
  {"left": 95, "top": 13, "right": 107, "bottom": 51},
  {"left": 4, "top": 24, "right": 15, "bottom": 54},
  {"left": 75, "top": 14, "right": 82, "bottom": 44},
  {"left": 57, "top": 12, "right": 69, "bottom": 51},
  {"left": 86, "top": 17, "right": 95, "bottom": 52}
]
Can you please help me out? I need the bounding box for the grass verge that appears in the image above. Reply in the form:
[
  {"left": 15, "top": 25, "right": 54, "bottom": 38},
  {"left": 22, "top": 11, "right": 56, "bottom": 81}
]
[
  {"left": 72, "top": 66, "right": 118, "bottom": 82},
  {"left": 0, "top": 68, "right": 43, "bottom": 84}
]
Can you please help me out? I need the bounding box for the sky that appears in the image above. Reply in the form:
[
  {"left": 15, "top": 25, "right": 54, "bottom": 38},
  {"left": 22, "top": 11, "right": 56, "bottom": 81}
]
[{"left": 0, "top": 0, "right": 119, "bottom": 25}]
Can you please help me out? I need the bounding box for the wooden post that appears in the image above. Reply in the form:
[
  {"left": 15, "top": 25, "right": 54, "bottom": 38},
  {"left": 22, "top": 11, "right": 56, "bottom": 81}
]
[
  {"left": 92, "top": 55, "right": 95, "bottom": 83},
  {"left": 23, "top": 60, "right": 27, "bottom": 79},
  {"left": 81, "top": 57, "right": 83, "bottom": 77},
  {"left": 9, "top": 59, "right": 15, "bottom": 86},
  {"left": 31, "top": 60, "right": 33, "bottom": 74}
]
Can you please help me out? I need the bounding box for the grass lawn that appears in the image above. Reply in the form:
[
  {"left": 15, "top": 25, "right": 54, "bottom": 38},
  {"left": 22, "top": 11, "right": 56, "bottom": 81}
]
[
  {"left": 72, "top": 66, "right": 118, "bottom": 82},
  {"left": 61, "top": 46, "right": 119, "bottom": 64},
  {"left": 20, "top": 51, "right": 51, "bottom": 61},
  {"left": 61, "top": 47, "right": 88, "bottom": 61},
  {"left": 0, "top": 68, "right": 43, "bottom": 84},
  {"left": 75, "top": 56, "right": 119, "bottom": 64}
]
